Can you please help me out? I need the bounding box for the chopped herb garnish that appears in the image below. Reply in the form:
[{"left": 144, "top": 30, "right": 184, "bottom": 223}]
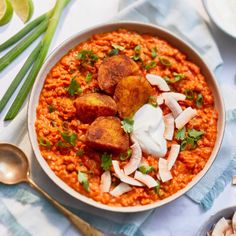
[
  {"left": 185, "top": 89, "right": 194, "bottom": 100},
  {"left": 159, "top": 57, "right": 172, "bottom": 67},
  {"left": 196, "top": 93, "right": 203, "bottom": 107},
  {"left": 154, "top": 181, "right": 161, "bottom": 194},
  {"left": 186, "top": 136, "right": 196, "bottom": 149},
  {"left": 112, "top": 44, "right": 125, "bottom": 51},
  {"left": 138, "top": 165, "right": 154, "bottom": 174},
  {"left": 175, "top": 127, "right": 186, "bottom": 140},
  {"left": 77, "top": 50, "right": 98, "bottom": 65},
  {"left": 78, "top": 171, "right": 89, "bottom": 191},
  {"left": 188, "top": 128, "right": 204, "bottom": 140},
  {"left": 145, "top": 61, "right": 157, "bottom": 71},
  {"left": 76, "top": 149, "right": 84, "bottom": 156},
  {"left": 131, "top": 55, "right": 140, "bottom": 61},
  {"left": 39, "top": 138, "right": 51, "bottom": 148},
  {"left": 121, "top": 118, "right": 134, "bottom": 133},
  {"left": 101, "top": 152, "right": 112, "bottom": 171},
  {"left": 85, "top": 72, "right": 92, "bottom": 83},
  {"left": 61, "top": 132, "right": 77, "bottom": 146},
  {"left": 173, "top": 72, "right": 185, "bottom": 81},
  {"left": 134, "top": 45, "right": 141, "bottom": 53},
  {"left": 120, "top": 148, "right": 132, "bottom": 161},
  {"left": 148, "top": 96, "right": 158, "bottom": 107},
  {"left": 108, "top": 48, "right": 119, "bottom": 57},
  {"left": 180, "top": 140, "right": 187, "bottom": 151},
  {"left": 56, "top": 140, "right": 67, "bottom": 147},
  {"left": 151, "top": 47, "right": 157, "bottom": 59},
  {"left": 67, "top": 77, "right": 83, "bottom": 96},
  {"left": 48, "top": 104, "right": 55, "bottom": 113}
]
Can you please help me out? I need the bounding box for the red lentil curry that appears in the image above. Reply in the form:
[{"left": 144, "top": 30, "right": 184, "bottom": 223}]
[{"left": 35, "top": 29, "right": 218, "bottom": 207}]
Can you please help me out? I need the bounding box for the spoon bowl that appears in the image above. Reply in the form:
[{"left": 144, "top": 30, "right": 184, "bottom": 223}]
[{"left": 0, "top": 143, "right": 29, "bottom": 184}]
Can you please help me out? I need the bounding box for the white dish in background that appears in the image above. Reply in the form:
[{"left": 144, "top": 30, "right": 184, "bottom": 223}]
[{"left": 203, "top": 0, "right": 236, "bottom": 38}]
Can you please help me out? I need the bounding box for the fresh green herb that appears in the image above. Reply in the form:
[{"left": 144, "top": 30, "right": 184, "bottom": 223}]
[
  {"left": 67, "top": 77, "right": 83, "bottom": 96},
  {"left": 39, "top": 137, "right": 51, "bottom": 148},
  {"left": 154, "top": 181, "right": 161, "bottom": 194},
  {"left": 120, "top": 148, "right": 132, "bottom": 161},
  {"left": 180, "top": 140, "right": 187, "bottom": 151},
  {"left": 148, "top": 96, "right": 158, "bottom": 107},
  {"left": 101, "top": 153, "right": 112, "bottom": 171},
  {"left": 131, "top": 55, "right": 140, "bottom": 61},
  {"left": 121, "top": 118, "right": 134, "bottom": 133},
  {"left": 186, "top": 136, "right": 196, "bottom": 149},
  {"left": 188, "top": 128, "right": 204, "bottom": 140},
  {"left": 77, "top": 50, "right": 98, "bottom": 64},
  {"left": 76, "top": 149, "right": 84, "bottom": 156},
  {"left": 173, "top": 72, "right": 185, "bottom": 81},
  {"left": 61, "top": 132, "right": 77, "bottom": 146},
  {"left": 85, "top": 72, "right": 92, "bottom": 83},
  {"left": 196, "top": 93, "right": 203, "bottom": 107},
  {"left": 78, "top": 171, "right": 89, "bottom": 191},
  {"left": 151, "top": 47, "right": 157, "bottom": 59},
  {"left": 48, "top": 104, "right": 55, "bottom": 113},
  {"left": 112, "top": 44, "right": 125, "bottom": 51},
  {"left": 159, "top": 57, "right": 172, "bottom": 67},
  {"left": 138, "top": 165, "right": 154, "bottom": 174},
  {"left": 145, "top": 61, "right": 157, "bottom": 71},
  {"left": 175, "top": 127, "right": 186, "bottom": 140},
  {"left": 185, "top": 89, "right": 194, "bottom": 100},
  {"left": 134, "top": 45, "right": 141, "bottom": 53},
  {"left": 108, "top": 48, "right": 119, "bottom": 57},
  {"left": 56, "top": 140, "right": 68, "bottom": 148}
]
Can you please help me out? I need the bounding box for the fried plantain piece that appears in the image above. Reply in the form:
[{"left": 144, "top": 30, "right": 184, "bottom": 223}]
[
  {"left": 114, "top": 76, "right": 153, "bottom": 119},
  {"left": 86, "top": 116, "right": 129, "bottom": 153},
  {"left": 98, "top": 55, "right": 139, "bottom": 94},
  {"left": 75, "top": 93, "right": 117, "bottom": 123}
]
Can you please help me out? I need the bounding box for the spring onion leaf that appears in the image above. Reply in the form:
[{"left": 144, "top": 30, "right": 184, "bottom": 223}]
[
  {"left": 188, "top": 129, "right": 204, "bottom": 140},
  {"left": 154, "top": 181, "right": 161, "bottom": 194},
  {"left": 138, "top": 165, "right": 154, "bottom": 174},
  {"left": 101, "top": 153, "right": 112, "bottom": 171},
  {"left": 196, "top": 93, "right": 203, "bottom": 107},
  {"left": 61, "top": 132, "right": 77, "bottom": 146},
  {"left": 120, "top": 148, "right": 132, "bottom": 161},
  {"left": 173, "top": 72, "right": 185, "bottom": 81},
  {"left": 175, "top": 127, "right": 186, "bottom": 140},
  {"left": 85, "top": 72, "right": 92, "bottom": 83},
  {"left": 151, "top": 47, "right": 157, "bottom": 59},
  {"left": 48, "top": 104, "right": 55, "bottom": 113},
  {"left": 148, "top": 96, "right": 158, "bottom": 107},
  {"left": 121, "top": 118, "right": 134, "bottom": 133},
  {"left": 39, "top": 137, "right": 51, "bottom": 148},
  {"left": 159, "top": 57, "right": 172, "bottom": 67},
  {"left": 134, "top": 45, "right": 141, "bottom": 53},
  {"left": 145, "top": 61, "right": 157, "bottom": 71},
  {"left": 112, "top": 44, "right": 125, "bottom": 51},
  {"left": 185, "top": 89, "right": 194, "bottom": 100},
  {"left": 78, "top": 171, "right": 89, "bottom": 191},
  {"left": 131, "top": 55, "right": 140, "bottom": 61},
  {"left": 180, "top": 140, "right": 187, "bottom": 151}
]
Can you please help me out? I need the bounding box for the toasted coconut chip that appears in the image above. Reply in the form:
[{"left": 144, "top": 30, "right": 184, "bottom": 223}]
[
  {"left": 110, "top": 183, "right": 132, "bottom": 197},
  {"left": 163, "top": 113, "right": 175, "bottom": 140},
  {"left": 232, "top": 211, "right": 236, "bottom": 233},
  {"left": 158, "top": 158, "right": 173, "bottom": 182},
  {"left": 175, "top": 107, "right": 197, "bottom": 129},
  {"left": 100, "top": 171, "right": 111, "bottom": 192},
  {"left": 212, "top": 217, "right": 229, "bottom": 236},
  {"left": 164, "top": 94, "right": 182, "bottom": 118},
  {"left": 167, "top": 144, "right": 180, "bottom": 170},
  {"left": 156, "top": 94, "right": 164, "bottom": 105},
  {"left": 124, "top": 142, "right": 142, "bottom": 175},
  {"left": 232, "top": 176, "right": 236, "bottom": 185},
  {"left": 112, "top": 160, "right": 143, "bottom": 186},
  {"left": 162, "top": 92, "right": 186, "bottom": 101},
  {"left": 146, "top": 74, "right": 170, "bottom": 92},
  {"left": 134, "top": 171, "right": 158, "bottom": 188}
]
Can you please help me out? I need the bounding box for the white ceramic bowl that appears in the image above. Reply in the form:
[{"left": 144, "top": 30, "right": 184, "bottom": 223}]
[{"left": 28, "top": 22, "right": 225, "bottom": 213}]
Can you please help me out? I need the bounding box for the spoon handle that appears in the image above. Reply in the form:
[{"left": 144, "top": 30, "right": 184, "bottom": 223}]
[{"left": 27, "top": 178, "right": 104, "bottom": 236}]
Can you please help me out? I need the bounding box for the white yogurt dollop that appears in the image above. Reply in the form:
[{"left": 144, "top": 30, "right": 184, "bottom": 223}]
[{"left": 131, "top": 104, "right": 167, "bottom": 158}]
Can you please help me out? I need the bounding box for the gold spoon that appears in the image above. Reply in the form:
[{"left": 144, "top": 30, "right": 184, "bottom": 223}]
[{"left": 0, "top": 143, "right": 103, "bottom": 236}]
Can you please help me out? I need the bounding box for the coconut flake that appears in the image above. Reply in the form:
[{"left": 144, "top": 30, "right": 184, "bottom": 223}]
[
  {"left": 162, "top": 92, "right": 186, "bottom": 101},
  {"left": 146, "top": 74, "right": 170, "bottom": 92},
  {"left": 156, "top": 94, "right": 164, "bottom": 105},
  {"left": 163, "top": 113, "right": 175, "bottom": 140},
  {"left": 134, "top": 171, "right": 158, "bottom": 188},
  {"left": 175, "top": 107, "right": 197, "bottom": 129},
  {"left": 110, "top": 183, "right": 132, "bottom": 197},
  {"left": 158, "top": 158, "right": 173, "bottom": 182},
  {"left": 167, "top": 144, "right": 180, "bottom": 170},
  {"left": 112, "top": 161, "right": 143, "bottom": 186},
  {"left": 164, "top": 94, "right": 182, "bottom": 118},
  {"left": 100, "top": 171, "right": 111, "bottom": 192},
  {"left": 232, "top": 211, "right": 236, "bottom": 233},
  {"left": 124, "top": 142, "right": 142, "bottom": 175},
  {"left": 212, "top": 217, "right": 230, "bottom": 236}
]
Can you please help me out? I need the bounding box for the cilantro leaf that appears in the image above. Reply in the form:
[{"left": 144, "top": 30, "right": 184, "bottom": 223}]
[
  {"left": 151, "top": 47, "right": 157, "bottom": 59},
  {"left": 61, "top": 132, "right": 77, "bottom": 146},
  {"left": 48, "top": 104, "right": 55, "bottom": 113},
  {"left": 109, "top": 48, "right": 119, "bottom": 57},
  {"left": 101, "top": 153, "right": 112, "bottom": 171},
  {"left": 78, "top": 171, "right": 89, "bottom": 191},
  {"left": 159, "top": 56, "right": 172, "bottom": 67},
  {"left": 188, "top": 129, "right": 204, "bottom": 140},
  {"left": 196, "top": 93, "right": 203, "bottom": 107},
  {"left": 121, "top": 118, "right": 134, "bottom": 133},
  {"left": 175, "top": 127, "right": 186, "bottom": 140},
  {"left": 154, "top": 181, "right": 161, "bottom": 194},
  {"left": 138, "top": 165, "right": 154, "bottom": 174},
  {"left": 77, "top": 50, "right": 98, "bottom": 64},
  {"left": 67, "top": 77, "right": 83, "bottom": 96}
]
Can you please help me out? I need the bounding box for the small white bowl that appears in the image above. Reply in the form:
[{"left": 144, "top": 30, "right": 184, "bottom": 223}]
[
  {"left": 28, "top": 22, "right": 225, "bottom": 213},
  {"left": 203, "top": 0, "right": 236, "bottom": 38}
]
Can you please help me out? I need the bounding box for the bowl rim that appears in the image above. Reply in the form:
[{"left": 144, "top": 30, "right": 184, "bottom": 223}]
[{"left": 28, "top": 21, "right": 225, "bottom": 213}]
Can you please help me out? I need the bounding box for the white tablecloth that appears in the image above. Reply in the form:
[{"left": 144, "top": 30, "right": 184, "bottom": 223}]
[{"left": 0, "top": 0, "right": 236, "bottom": 235}]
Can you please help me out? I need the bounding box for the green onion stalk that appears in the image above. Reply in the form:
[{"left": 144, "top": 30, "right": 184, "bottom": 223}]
[{"left": 5, "top": 0, "right": 72, "bottom": 120}]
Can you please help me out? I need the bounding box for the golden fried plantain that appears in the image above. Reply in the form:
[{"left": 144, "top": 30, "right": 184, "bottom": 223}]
[
  {"left": 86, "top": 116, "right": 129, "bottom": 153},
  {"left": 114, "top": 76, "right": 153, "bottom": 119},
  {"left": 75, "top": 93, "right": 117, "bottom": 123},
  {"left": 98, "top": 55, "right": 139, "bottom": 94}
]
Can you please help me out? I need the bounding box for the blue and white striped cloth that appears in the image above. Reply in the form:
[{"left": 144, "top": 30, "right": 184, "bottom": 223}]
[{"left": 1, "top": 0, "right": 236, "bottom": 235}]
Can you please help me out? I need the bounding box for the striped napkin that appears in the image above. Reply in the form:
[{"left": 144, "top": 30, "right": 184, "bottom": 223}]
[{"left": 1, "top": 0, "right": 235, "bottom": 235}]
